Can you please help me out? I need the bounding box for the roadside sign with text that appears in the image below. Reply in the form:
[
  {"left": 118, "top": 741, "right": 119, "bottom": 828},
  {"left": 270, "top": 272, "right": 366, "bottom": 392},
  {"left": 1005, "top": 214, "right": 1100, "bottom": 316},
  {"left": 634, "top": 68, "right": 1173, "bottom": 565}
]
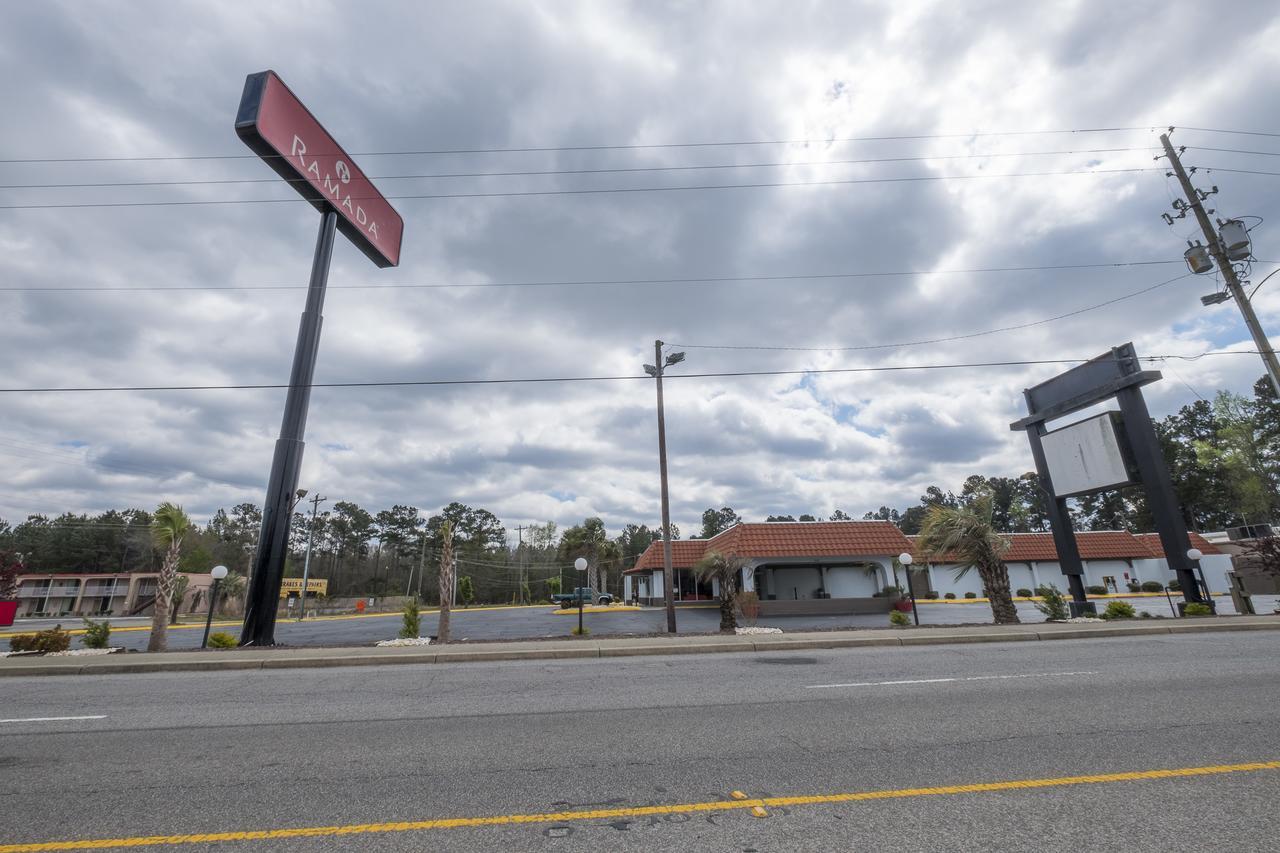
[{"left": 235, "top": 70, "right": 403, "bottom": 267}]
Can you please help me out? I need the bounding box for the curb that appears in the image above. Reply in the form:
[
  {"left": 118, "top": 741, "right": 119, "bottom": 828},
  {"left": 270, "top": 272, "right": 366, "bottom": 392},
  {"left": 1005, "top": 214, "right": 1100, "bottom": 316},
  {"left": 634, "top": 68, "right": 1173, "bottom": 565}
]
[{"left": 2, "top": 617, "right": 1277, "bottom": 677}]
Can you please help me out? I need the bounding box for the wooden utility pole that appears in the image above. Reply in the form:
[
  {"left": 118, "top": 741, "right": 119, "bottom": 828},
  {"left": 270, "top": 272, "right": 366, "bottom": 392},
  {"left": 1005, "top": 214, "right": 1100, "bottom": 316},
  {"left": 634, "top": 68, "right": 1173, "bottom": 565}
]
[
  {"left": 1161, "top": 132, "right": 1280, "bottom": 395},
  {"left": 653, "top": 339, "right": 678, "bottom": 633},
  {"left": 515, "top": 525, "right": 527, "bottom": 604}
]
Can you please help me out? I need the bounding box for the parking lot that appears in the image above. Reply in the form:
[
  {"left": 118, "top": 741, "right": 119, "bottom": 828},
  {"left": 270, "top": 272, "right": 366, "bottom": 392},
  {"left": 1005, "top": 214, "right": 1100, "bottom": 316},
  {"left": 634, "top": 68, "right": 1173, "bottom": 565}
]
[{"left": 7, "top": 593, "right": 1274, "bottom": 652}]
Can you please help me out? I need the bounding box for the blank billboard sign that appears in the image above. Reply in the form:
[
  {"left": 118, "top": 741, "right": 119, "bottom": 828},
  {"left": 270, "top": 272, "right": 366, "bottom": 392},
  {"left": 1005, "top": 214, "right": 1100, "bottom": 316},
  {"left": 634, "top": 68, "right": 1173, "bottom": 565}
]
[{"left": 1041, "top": 412, "right": 1136, "bottom": 498}]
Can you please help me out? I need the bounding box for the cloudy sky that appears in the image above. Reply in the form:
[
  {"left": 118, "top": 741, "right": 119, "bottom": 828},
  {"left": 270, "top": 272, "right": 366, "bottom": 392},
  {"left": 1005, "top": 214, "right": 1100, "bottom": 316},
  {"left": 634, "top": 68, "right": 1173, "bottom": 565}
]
[{"left": 2, "top": 0, "right": 1279, "bottom": 539}]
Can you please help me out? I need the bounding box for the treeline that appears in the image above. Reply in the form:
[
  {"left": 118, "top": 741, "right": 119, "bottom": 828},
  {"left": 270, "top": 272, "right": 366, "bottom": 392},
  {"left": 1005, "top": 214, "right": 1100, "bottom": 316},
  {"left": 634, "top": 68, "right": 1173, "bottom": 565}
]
[
  {"left": 5, "top": 378, "right": 1278, "bottom": 594},
  {"left": 0, "top": 502, "right": 674, "bottom": 604}
]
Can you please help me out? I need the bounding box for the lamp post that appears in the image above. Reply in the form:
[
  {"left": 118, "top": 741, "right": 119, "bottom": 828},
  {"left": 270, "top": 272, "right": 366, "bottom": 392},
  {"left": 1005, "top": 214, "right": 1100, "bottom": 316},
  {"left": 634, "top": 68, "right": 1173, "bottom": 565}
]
[
  {"left": 1186, "top": 547, "right": 1215, "bottom": 613},
  {"left": 898, "top": 553, "right": 919, "bottom": 626},
  {"left": 574, "top": 557, "right": 588, "bottom": 635},
  {"left": 202, "top": 565, "right": 228, "bottom": 649},
  {"left": 643, "top": 342, "right": 685, "bottom": 634}
]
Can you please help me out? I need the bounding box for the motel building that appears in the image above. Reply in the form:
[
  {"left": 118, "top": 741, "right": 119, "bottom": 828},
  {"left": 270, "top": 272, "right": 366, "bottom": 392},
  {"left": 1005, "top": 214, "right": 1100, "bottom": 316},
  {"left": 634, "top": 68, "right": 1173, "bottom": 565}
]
[{"left": 623, "top": 521, "right": 1231, "bottom": 614}]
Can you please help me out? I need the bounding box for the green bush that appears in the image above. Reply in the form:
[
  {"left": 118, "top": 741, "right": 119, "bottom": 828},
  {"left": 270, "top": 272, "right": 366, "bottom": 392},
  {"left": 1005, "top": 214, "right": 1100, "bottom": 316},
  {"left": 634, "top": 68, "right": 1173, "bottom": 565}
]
[
  {"left": 1101, "top": 601, "right": 1136, "bottom": 620},
  {"left": 1016, "top": 588, "right": 1033, "bottom": 598},
  {"left": 1034, "top": 584, "right": 1070, "bottom": 622},
  {"left": 923, "top": 591, "right": 939, "bottom": 599},
  {"left": 1168, "top": 579, "right": 1182, "bottom": 592},
  {"left": 1126, "top": 582, "right": 1142, "bottom": 593},
  {"left": 398, "top": 598, "right": 421, "bottom": 639},
  {"left": 1141, "top": 581, "right": 1164, "bottom": 593},
  {"left": 206, "top": 631, "right": 237, "bottom": 649},
  {"left": 889, "top": 609, "right": 911, "bottom": 628},
  {"left": 1140, "top": 611, "right": 1153, "bottom": 619},
  {"left": 1183, "top": 602, "right": 1212, "bottom": 617},
  {"left": 1086, "top": 585, "right": 1107, "bottom": 596},
  {"left": 943, "top": 592, "right": 956, "bottom": 600},
  {"left": 963, "top": 592, "right": 977, "bottom": 599},
  {"left": 9, "top": 625, "right": 71, "bottom": 653},
  {"left": 82, "top": 618, "right": 111, "bottom": 649}
]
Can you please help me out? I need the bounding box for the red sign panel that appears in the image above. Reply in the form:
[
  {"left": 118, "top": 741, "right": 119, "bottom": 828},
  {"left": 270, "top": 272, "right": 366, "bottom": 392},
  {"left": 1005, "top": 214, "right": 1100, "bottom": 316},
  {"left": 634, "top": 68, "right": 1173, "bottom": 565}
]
[{"left": 236, "top": 71, "right": 403, "bottom": 268}]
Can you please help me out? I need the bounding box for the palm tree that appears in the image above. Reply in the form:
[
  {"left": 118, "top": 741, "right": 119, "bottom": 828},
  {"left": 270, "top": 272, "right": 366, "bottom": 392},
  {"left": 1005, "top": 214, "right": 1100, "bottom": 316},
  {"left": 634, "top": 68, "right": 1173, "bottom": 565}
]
[
  {"left": 917, "top": 495, "right": 1020, "bottom": 625},
  {"left": 694, "top": 550, "right": 745, "bottom": 634},
  {"left": 437, "top": 521, "right": 455, "bottom": 643},
  {"left": 148, "top": 502, "right": 192, "bottom": 651}
]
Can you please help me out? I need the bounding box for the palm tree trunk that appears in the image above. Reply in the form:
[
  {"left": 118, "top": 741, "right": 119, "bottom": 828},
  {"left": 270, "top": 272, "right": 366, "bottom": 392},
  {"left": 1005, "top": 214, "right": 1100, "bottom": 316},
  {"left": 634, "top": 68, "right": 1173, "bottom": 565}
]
[
  {"left": 980, "top": 560, "right": 1020, "bottom": 624},
  {"left": 147, "top": 542, "right": 179, "bottom": 651}
]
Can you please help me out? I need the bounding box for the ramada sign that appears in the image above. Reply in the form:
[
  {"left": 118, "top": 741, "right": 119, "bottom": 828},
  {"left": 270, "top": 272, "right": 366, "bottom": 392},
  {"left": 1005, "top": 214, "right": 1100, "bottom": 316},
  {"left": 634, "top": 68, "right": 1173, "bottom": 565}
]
[{"left": 235, "top": 70, "right": 403, "bottom": 267}]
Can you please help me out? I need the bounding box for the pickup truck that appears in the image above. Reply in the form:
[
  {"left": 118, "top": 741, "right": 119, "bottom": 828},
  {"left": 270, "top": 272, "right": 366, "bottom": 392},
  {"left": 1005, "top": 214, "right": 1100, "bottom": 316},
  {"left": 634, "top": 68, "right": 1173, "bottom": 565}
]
[{"left": 551, "top": 587, "right": 613, "bottom": 608}]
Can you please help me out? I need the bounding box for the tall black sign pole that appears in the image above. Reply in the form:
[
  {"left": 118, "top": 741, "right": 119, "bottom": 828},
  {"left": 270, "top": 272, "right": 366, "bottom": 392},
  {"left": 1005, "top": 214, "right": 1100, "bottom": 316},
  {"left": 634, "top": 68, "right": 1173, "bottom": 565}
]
[{"left": 241, "top": 211, "right": 337, "bottom": 646}]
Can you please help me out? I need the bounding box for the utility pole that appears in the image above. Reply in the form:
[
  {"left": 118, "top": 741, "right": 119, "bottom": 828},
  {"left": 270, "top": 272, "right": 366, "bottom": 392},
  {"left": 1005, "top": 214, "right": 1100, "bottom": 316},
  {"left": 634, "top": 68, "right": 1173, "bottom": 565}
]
[
  {"left": 1160, "top": 132, "right": 1280, "bottom": 396},
  {"left": 515, "top": 525, "right": 527, "bottom": 605},
  {"left": 414, "top": 531, "right": 426, "bottom": 601},
  {"left": 644, "top": 340, "right": 686, "bottom": 634},
  {"left": 297, "top": 494, "right": 327, "bottom": 620}
]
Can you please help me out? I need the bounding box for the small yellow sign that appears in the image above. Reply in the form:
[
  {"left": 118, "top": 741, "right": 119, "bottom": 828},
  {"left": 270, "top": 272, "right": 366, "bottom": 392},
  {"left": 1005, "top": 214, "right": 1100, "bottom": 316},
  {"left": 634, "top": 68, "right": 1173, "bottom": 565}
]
[{"left": 279, "top": 578, "right": 328, "bottom": 597}]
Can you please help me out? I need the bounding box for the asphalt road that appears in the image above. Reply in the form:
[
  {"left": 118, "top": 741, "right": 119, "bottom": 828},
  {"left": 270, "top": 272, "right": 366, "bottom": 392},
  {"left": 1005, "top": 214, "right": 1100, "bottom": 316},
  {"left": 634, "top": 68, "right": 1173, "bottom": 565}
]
[
  {"left": 2, "top": 632, "right": 1279, "bottom": 851},
  {"left": 15, "top": 594, "right": 1278, "bottom": 651}
]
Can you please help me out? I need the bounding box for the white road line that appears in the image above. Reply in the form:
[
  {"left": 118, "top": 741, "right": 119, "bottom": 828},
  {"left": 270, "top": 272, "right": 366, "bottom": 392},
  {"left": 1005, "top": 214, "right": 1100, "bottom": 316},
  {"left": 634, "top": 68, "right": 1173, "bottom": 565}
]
[
  {"left": 0, "top": 715, "right": 108, "bottom": 724},
  {"left": 805, "top": 671, "right": 1098, "bottom": 689}
]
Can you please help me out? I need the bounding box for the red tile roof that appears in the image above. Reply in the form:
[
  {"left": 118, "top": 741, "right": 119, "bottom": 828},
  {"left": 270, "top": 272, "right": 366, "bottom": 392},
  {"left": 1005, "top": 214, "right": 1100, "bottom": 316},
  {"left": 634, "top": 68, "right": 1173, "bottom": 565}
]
[
  {"left": 1136, "top": 532, "right": 1221, "bottom": 557},
  {"left": 908, "top": 530, "right": 1218, "bottom": 564},
  {"left": 627, "top": 521, "right": 913, "bottom": 572}
]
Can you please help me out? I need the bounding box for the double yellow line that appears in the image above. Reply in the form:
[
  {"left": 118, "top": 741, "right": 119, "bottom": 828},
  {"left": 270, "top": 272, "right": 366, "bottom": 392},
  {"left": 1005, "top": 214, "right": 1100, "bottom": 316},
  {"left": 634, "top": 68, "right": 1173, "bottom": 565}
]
[{"left": 2, "top": 760, "right": 1276, "bottom": 851}]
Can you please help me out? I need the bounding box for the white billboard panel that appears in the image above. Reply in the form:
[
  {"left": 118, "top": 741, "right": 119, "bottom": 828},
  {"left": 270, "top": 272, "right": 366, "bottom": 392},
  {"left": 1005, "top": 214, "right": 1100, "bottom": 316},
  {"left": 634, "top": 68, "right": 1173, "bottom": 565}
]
[{"left": 1041, "top": 412, "right": 1135, "bottom": 497}]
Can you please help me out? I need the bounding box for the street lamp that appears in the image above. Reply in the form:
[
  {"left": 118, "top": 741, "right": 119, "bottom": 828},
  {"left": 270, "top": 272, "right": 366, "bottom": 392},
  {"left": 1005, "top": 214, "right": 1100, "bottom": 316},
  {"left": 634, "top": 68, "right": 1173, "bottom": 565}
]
[
  {"left": 643, "top": 341, "right": 685, "bottom": 634},
  {"left": 202, "top": 565, "right": 228, "bottom": 649},
  {"left": 898, "top": 553, "right": 919, "bottom": 626},
  {"left": 1186, "top": 547, "right": 1215, "bottom": 611},
  {"left": 574, "top": 557, "right": 588, "bottom": 635}
]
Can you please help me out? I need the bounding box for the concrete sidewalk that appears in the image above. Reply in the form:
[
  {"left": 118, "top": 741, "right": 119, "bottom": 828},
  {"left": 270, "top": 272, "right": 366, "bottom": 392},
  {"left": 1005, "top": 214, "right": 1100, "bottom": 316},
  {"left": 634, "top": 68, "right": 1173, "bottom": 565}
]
[{"left": 2, "top": 615, "right": 1277, "bottom": 677}]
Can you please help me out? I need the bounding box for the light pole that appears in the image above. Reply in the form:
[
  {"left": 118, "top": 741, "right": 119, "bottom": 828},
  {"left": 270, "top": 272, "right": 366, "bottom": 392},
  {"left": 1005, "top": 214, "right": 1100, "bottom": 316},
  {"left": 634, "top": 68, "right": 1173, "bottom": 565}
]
[
  {"left": 202, "top": 565, "right": 228, "bottom": 649},
  {"left": 297, "top": 493, "right": 327, "bottom": 621},
  {"left": 898, "top": 553, "right": 919, "bottom": 626},
  {"left": 574, "top": 557, "right": 588, "bottom": 635},
  {"left": 1186, "top": 548, "right": 1216, "bottom": 613},
  {"left": 644, "top": 341, "right": 685, "bottom": 634}
]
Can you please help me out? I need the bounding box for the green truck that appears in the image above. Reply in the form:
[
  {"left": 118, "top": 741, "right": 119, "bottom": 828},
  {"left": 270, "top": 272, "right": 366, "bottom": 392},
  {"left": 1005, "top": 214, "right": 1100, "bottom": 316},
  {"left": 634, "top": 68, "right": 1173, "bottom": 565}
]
[{"left": 551, "top": 587, "right": 613, "bottom": 608}]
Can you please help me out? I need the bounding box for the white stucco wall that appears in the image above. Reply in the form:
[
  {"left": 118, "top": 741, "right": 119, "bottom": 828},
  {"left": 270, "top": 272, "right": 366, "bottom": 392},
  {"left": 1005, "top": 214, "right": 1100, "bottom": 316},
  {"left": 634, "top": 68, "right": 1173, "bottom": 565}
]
[
  {"left": 823, "top": 566, "right": 879, "bottom": 597},
  {"left": 1006, "top": 563, "right": 1036, "bottom": 593},
  {"left": 623, "top": 575, "right": 632, "bottom": 601},
  {"left": 926, "top": 564, "right": 986, "bottom": 598},
  {"left": 1079, "top": 559, "right": 1138, "bottom": 591}
]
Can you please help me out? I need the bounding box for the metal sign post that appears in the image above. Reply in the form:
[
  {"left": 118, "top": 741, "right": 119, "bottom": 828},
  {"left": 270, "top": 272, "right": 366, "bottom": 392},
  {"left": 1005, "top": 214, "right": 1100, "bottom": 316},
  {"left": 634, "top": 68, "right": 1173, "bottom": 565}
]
[
  {"left": 234, "top": 71, "right": 403, "bottom": 646},
  {"left": 1011, "top": 343, "right": 1205, "bottom": 616}
]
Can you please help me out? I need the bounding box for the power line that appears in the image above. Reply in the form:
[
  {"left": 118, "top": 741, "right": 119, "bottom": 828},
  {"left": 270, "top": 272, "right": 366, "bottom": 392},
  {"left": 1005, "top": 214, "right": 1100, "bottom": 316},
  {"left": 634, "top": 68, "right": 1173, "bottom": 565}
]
[
  {"left": 1178, "top": 127, "right": 1280, "bottom": 139},
  {"left": 0, "top": 259, "right": 1187, "bottom": 293},
  {"left": 0, "top": 147, "right": 1156, "bottom": 191},
  {"left": 672, "top": 273, "right": 1196, "bottom": 352},
  {"left": 0, "top": 166, "right": 1166, "bottom": 210},
  {"left": 0, "top": 351, "right": 1263, "bottom": 395},
  {"left": 0, "top": 127, "right": 1164, "bottom": 165}
]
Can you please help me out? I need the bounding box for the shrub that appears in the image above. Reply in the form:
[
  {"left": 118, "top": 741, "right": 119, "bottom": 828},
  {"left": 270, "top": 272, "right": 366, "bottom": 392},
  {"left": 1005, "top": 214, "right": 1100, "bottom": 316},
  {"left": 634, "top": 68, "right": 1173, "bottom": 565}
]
[
  {"left": 1168, "top": 579, "right": 1182, "bottom": 592},
  {"left": 963, "top": 592, "right": 977, "bottom": 599},
  {"left": 1127, "top": 582, "right": 1142, "bottom": 593},
  {"left": 1183, "top": 602, "right": 1212, "bottom": 617},
  {"left": 1141, "top": 581, "right": 1164, "bottom": 593},
  {"left": 206, "top": 631, "right": 237, "bottom": 649},
  {"left": 923, "top": 591, "right": 939, "bottom": 599},
  {"left": 1101, "top": 601, "right": 1136, "bottom": 620},
  {"left": 1086, "top": 585, "right": 1107, "bottom": 595},
  {"left": 9, "top": 625, "right": 71, "bottom": 653},
  {"left": 82, "top": 618, "right": 111, "bottom": 650},
  {"left": 943, "top": 592, "right": 956, "bottom": 600},
  {"left": 458, "top": 575, "right": 475, "bottom": 608},
  {"left": 1140, "top": 611, "right": 1152, "bottom": 619},
  {"left": 398, "top": 598, "right": 421, "bottom": 639},
  {"left": 1034, "top": 584, "right": 1070, "bottom": 622},
  {"left": 735, "top": 590, "right": 760, "bottom": 625},
  {"left": 880, "top": 585, "right": 903, "bottom": 599},
  {"left": 889, "top": 609, "right": 911, "bottom": 628},
  {"left": 1016, "top": 588, "right": 1033, "bottom": 598}
]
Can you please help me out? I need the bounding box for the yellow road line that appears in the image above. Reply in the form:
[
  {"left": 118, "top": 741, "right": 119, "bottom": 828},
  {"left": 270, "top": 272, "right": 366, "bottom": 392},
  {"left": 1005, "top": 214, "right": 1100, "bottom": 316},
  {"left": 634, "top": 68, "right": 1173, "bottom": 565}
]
[{"left": 2, "top": 760, "right": 1275, "bottom": 852}]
